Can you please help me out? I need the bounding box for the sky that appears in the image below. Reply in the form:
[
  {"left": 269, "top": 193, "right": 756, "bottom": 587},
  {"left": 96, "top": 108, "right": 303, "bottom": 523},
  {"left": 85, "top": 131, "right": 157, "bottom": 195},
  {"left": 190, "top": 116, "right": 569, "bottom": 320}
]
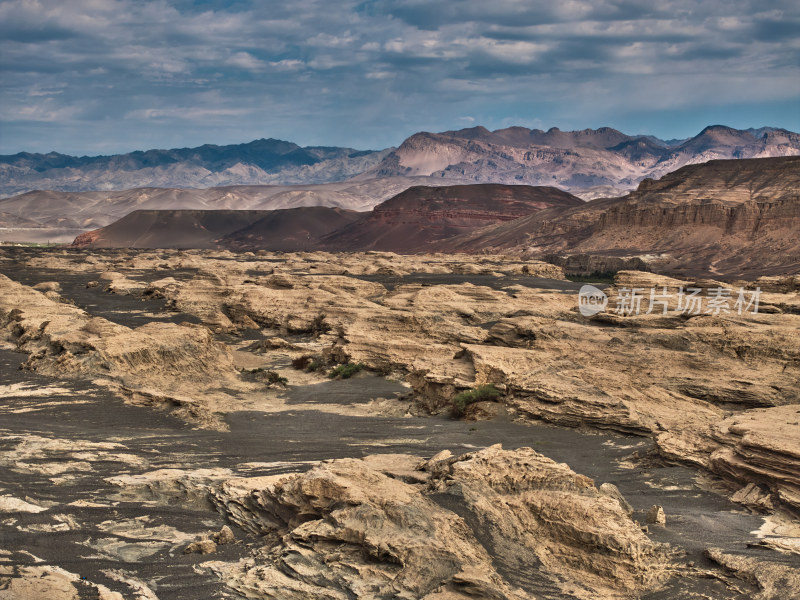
[{"left": 1, "top": 0, "right": 798, "bottom": 156}]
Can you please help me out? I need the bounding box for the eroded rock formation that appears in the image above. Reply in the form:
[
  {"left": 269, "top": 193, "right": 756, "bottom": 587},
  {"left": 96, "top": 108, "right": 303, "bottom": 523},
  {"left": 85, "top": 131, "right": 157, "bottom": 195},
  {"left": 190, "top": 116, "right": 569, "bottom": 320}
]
[
  {"left": 207, "top": 446, "right": 673, "bottom": 599},
  {"left": 0, "top": 272, "right": 245, "bottom": 427}
]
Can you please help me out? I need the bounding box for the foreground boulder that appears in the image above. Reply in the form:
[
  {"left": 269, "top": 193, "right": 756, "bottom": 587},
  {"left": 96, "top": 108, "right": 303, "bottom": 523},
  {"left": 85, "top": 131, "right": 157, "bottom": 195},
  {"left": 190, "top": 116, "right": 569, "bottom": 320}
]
[{"left": 206, "top": 445, "right": 673, "bottom": 599}]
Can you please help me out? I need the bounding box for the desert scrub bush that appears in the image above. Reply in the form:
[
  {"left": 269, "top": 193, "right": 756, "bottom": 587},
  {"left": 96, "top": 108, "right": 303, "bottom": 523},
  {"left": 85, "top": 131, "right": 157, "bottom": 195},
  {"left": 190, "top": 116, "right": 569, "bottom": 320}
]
[
  {"left": 247, "top": 368, "right": 288, "bottom": 386},
  {"left": 327, "top": 362, "right": 365, "bottom": 380},
  {"left": 451, "top": 384, "right": 502, "bottom": 417},
  {"left": 266, "top": 371, "right": 288, "bottom": 385}
]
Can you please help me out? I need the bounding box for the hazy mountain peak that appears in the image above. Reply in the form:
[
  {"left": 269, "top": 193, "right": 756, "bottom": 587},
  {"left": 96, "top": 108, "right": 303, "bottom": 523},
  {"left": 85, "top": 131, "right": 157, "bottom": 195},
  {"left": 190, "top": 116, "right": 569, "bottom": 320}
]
[{"left": 449, "top": 125, "right": 491, "bottom": 137}]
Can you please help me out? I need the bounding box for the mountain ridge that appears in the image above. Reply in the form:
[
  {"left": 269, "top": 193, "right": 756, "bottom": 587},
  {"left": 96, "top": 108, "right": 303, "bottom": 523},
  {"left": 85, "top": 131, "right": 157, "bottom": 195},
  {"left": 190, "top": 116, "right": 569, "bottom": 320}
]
[
  {"left": 359, "top": 125, "right": 800, "bottom": 199},
  {"left": 72, "top": 207, "right": 362, "bottom": 250},
  {"left": 2, "top": 125, "right": 798, "bottom": 199},
  {"left": 0, "top": 139, "right": 393, "bottom": 197}
]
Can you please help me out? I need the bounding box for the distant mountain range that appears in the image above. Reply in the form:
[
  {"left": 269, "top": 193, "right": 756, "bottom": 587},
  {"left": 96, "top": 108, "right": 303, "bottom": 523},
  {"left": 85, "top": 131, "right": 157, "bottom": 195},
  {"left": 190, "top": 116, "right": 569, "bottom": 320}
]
[
  {"left": 1, "top": 125, "right": 798, "bottom": 199},
  {"left": 0, "top": 139, "right": 392, "bottom": 197},
  {"left": 70, "top": 156, "right": 800, "bottom": 278}
]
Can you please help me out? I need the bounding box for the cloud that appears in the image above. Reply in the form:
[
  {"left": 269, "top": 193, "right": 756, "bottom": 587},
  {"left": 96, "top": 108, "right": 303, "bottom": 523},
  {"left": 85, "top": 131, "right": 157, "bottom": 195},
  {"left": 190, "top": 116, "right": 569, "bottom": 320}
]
[
  {"left": 5, "top": 98, "right": 85, "bottom": 122},
  {"left": 226, "top": 51, "right": 266, "bottom": 71},
  {"left": 269, "top": 59, "right": 305, "bottom": 72},
  {"left": 125, "top": 106, "right": 254, "bottom": 120},
  {"left": 0, "top": 0, "right": 797, "bottom": 154}
]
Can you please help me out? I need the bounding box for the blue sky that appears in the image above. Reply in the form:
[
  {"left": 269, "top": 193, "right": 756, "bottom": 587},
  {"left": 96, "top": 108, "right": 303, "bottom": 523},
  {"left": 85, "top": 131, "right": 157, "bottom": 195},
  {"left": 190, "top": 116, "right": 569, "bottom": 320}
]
[{"left": 1, "top": 0, "right": 798, "bottom": 155}]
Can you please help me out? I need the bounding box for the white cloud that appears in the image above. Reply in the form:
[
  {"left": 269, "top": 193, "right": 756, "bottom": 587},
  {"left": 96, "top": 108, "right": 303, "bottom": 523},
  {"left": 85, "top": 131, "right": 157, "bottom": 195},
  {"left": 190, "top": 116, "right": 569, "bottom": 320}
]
[
  {"left": 474, "top": 38, "right": 550, "bottom": 63},
  {"left": 6, "top": 99, "right": 83, "bottom": 122},
  {"left": 306, "top": 32, "right": 356, "bottom": 48},
  {"left": 269, "top": 59, "right": 305, "bottom": 72},
  {"left": 27, "top": 86, "right": 64, "bottom": 97},
  {"left": 226, "top": 52, "right": 266, "bottom": 71},
  {"left": 125, "top": 107, "right": 254, "bottom": 120}
]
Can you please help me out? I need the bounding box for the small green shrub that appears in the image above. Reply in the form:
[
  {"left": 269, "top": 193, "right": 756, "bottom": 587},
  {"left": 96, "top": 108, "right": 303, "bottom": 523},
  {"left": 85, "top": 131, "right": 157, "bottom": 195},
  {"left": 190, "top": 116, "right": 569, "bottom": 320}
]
[
  {"left": 266, "top": 371, "right": 288, "bottom": 386},
  {"left": 247, "top": 368, "right": 288, "bottom": 386},
  {"left": 565, "top": 271, "right": 617, "bottom": 284},
  {"left": 328, "top": 362, "right": 365, "bottom": 379},
  {"left": 306, "top": 360, "right": 323, "bottom": 373},
  {"left": 452, "top": 384, "right": 502, "bottom": 417}
]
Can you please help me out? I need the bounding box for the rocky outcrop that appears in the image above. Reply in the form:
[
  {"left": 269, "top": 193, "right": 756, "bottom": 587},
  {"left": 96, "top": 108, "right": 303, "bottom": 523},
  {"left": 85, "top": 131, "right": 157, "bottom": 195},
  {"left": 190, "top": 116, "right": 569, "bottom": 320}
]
[
  {"left": 709, "top": 406, "right": 800, "bottom": 513},
  {"left": 0, "top": 563, "right": 161, "bottom": 600},
  {"left": 138, "top": 259, "right": 800, "bottom": 510},
  {"left": 3, "top": 247, "right": 799, "bottom": 600},
  {"left": 70, "top": 229, "right": 100, "bottom": 247},
  {"left": 0, "top": 281, "right": 231, "bottom": 383},
  {"left": 207, "top": 446, "right": 673, "bottom": 599},
  {"left": 3, "top": 249, "right": 798, "bottom": 515},
  {"left": 541, "top": 253, "right": 651, "bottom": 275}
]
